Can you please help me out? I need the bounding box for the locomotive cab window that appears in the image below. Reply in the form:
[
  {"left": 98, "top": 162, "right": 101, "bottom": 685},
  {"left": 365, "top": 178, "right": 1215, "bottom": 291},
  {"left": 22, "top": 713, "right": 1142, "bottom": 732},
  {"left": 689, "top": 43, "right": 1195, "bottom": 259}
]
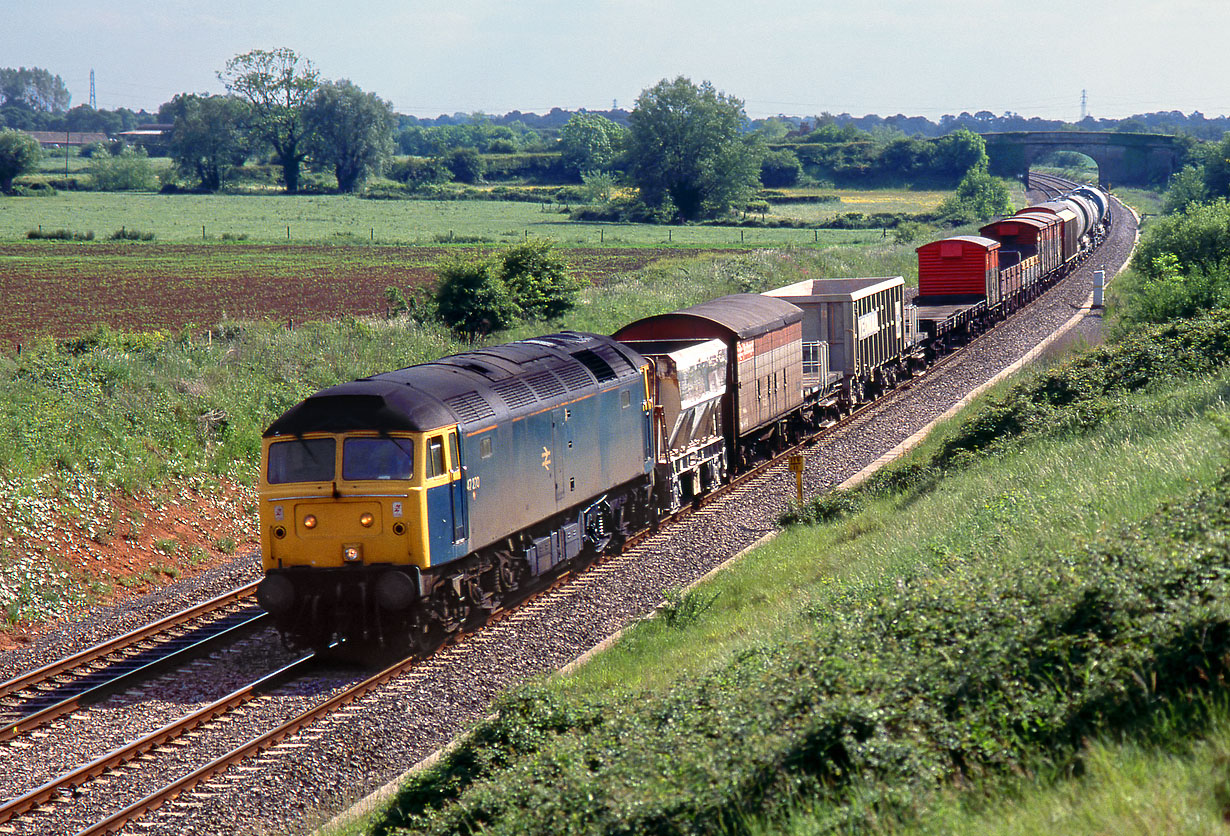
[
  {"left": 427, "top": 436, "right": 446, "bottom": 478},
  {"left": 267, "top": 438, "right": 335, "bottom": 484},
  {"left": 448, "top": 432, "right": 460, "bottom": 474},
  {"left": 342, "top": 437, "right": 413, "bottom": 481}
]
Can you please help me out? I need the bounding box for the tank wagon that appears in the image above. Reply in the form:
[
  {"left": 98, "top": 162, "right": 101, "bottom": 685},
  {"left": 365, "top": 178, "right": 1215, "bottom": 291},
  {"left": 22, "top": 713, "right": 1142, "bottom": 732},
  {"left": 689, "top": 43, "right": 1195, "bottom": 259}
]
[
  {"left": 915, "top": 184, "right": 1111, "bottom": 354},
  {"left": 257, "top": 183, "right": 1111, "bottom": 650}
]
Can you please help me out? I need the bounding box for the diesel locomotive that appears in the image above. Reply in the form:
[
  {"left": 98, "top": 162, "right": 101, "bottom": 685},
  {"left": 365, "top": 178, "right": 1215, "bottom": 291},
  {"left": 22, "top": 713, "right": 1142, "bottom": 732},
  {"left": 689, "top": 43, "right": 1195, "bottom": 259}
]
[{"left": 256, "top": 184, "right": 1111, "bottom": 650}]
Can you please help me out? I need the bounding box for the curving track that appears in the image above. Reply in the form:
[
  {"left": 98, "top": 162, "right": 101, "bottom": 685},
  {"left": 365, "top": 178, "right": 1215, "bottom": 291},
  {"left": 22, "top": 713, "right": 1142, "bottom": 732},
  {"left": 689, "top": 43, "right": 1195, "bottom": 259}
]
[{"left": 0, "top": 177, "right": 1138, "bottom": 835}]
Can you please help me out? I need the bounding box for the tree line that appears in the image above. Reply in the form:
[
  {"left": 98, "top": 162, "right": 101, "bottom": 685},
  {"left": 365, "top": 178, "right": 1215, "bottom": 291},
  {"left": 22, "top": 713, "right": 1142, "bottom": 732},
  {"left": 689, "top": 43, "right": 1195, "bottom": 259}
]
[{"left": 0, "top": 53, "right": 1012, "bottom": 222}]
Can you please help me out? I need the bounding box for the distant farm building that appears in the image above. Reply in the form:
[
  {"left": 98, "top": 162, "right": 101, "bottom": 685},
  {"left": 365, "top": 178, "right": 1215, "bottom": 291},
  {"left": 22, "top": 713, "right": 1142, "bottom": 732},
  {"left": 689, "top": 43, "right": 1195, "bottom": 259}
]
[
  {"left": 23, "top": 130, "right": 110, "bottom": 148},
  {"left": 117, "top": 123, "right": 173, "bottom": 153}
]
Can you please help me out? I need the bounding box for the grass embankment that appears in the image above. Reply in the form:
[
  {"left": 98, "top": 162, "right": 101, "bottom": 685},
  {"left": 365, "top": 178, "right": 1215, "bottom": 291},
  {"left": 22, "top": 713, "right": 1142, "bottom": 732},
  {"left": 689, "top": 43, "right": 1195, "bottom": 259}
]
[{"left": 339, "top": 309, "right": 1230, "bottom": 836}]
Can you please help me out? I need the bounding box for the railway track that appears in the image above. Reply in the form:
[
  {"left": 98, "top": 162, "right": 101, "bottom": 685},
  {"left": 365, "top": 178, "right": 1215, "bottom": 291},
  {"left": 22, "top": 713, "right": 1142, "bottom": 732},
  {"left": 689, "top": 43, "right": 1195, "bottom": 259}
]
[
  {"left": 3, "top": 173, "right": 1118, "bottom": 834},
  {"left": 0, "top": 583, "right": 265, "bottom": 742}
]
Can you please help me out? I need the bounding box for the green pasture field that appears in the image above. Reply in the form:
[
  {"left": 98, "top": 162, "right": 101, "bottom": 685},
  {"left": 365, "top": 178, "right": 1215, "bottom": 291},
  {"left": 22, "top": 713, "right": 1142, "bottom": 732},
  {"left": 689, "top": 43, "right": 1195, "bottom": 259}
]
[
  {"left": 0, "top": 190, "right": 933, "bottom": 247},
  {"left": 762, "top": 187, "right": 950, "bottom": 223}
]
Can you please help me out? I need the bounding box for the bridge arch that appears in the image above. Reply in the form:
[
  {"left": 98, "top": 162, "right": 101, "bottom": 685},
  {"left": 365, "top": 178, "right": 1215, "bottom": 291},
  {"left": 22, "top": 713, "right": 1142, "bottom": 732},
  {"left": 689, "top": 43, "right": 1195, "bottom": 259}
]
[{"left": 982, "top": 132, "right": 1184, "bottom": 188}]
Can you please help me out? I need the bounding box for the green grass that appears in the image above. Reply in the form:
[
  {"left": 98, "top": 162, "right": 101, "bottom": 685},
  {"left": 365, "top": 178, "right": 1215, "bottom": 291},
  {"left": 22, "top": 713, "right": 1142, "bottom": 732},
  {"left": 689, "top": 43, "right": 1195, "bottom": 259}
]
[
  {"left": 877, "top": 703, "right": 1230, "bottom": 836},
  {"left": 1114, "top": 186, "right": 1165, "bottom": 218},
  {"left": 0, "top": 190, "right": 940, "bottom": 247},
  {"left": 561, "top": 364, "right": 1230, "bottom": 698}
]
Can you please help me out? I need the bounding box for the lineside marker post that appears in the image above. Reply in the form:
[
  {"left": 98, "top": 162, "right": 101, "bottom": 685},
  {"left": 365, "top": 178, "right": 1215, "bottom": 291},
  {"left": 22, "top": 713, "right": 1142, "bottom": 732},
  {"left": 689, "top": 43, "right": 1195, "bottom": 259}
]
[
  {"left": 788, "top": 454, "right": 805, "bottom": 505},
  {"left": 1093, "top": 269, "right": 1105, "bottom": 308}
]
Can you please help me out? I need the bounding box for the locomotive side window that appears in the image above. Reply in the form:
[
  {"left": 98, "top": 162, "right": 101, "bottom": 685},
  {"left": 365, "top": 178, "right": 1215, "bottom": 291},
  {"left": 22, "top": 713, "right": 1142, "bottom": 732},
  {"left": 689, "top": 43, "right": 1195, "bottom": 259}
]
[
  {"left": 480, "top": 436, "right": 493, "bottom": 459},
  {"left": 342, "top": 437, "right": 414, "bottom": 481},
  {"left": 267, "top": 438, "right": 336, "bottom": 484},
  {"left": 620, "top": 389, "right": 631, "bottom": 408},
  {"left": 427, "top": 436, "right": 446, "bottom": 478}
]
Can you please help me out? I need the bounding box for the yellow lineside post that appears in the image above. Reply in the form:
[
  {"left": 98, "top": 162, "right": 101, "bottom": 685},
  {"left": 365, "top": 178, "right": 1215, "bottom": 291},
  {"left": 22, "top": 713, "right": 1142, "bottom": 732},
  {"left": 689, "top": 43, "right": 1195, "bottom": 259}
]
[{"left": 788, "top": 454, "right": 805, "bottom": 505}]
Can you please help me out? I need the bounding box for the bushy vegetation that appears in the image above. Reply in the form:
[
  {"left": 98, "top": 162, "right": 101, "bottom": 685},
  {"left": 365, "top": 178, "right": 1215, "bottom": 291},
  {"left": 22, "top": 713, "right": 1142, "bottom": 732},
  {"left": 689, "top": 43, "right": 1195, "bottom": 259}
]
[
  {"left": 1114, "top": 198, "right": 1230, "bottom": 327},
  {"left": 433, "top": 240, "right": 587, "bottom": 335},
  {"left": 0, "top": 128, "right": 41, "bottom": 193},
  {"left": 785, "top": 308, "right": 1230, "bottom": 528},
  {"left": 86, "top": 145, "right": 156, "bottom": 191}
]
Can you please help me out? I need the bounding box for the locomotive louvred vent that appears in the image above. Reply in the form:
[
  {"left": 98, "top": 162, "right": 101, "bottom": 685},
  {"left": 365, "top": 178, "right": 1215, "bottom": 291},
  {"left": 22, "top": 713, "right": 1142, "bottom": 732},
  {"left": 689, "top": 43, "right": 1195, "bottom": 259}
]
[
  {"left": 443, "top": 392, "right": 495, "bottom": 422},
  {"left": 525, "top": 371, "right": 566, "bottom": 399},
  {"left": 556, "top": 364, "right": 595, "bottom": 391},
  {"left": 492, "top": 379, "right": 536, "bottom": 409},
  {"left": 593, "top": 345, "right": 633, "bottom": 375},
  {"left": 573, "top": 349, "right": 617, "bottom": 382}
]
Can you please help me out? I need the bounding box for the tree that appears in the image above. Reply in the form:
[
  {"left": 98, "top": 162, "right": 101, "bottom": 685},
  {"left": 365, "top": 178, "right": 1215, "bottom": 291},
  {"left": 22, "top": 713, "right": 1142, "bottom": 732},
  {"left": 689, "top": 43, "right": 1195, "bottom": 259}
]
[
  {"left": 0, "top": 129, "right": 41, "bottom": 193},
  {"left": 0, "top": 67, "right": 70, "bottom": 113},
  {"left": 167, "top": 94, "right": 251, "bottom": 191},
  {"left": 219, "top": 48, "right": 319, "bottom": 193},
  {"left": 559, "top": 113, "right": 624, "bottom": 177},
  {"left": 434, "top": 240, "right": 582, "bottom": 335},
  {"left": 1162, "top": 165, "right": 1209, "bottom": 215},
  {"left": 938, "top": 165, "right": 1013, "bottom": 222},
  {"left": 759, "top": 149, "right": 802, "bottom": 188},
  {"left": 87, "top": 145, "right": 156, "bottom": 191},
  {"left": 442, "top": 146, "right": 485, "bottom": 183},
  {"left": 933, "top": 128, "right": 989, "bottom": 178},
  {"left": 435, "top": 258, "right": 519, "bottom": 336},
  {"left": 304, "top": 79, "right": 394, "bottom": 192},
  {"left": 626, "top": 77, "right": 762, "bottom": 221},
  {"left": 499, "top": 240, "right": 584, "bottom": 321}
]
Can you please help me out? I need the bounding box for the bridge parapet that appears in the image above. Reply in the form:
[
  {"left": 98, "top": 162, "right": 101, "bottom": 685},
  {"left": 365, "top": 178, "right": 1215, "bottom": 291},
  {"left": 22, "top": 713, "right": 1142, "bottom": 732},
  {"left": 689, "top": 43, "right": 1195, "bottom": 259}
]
[{"left": 981, "top": 131, "right": 1183, "bottom": 187}]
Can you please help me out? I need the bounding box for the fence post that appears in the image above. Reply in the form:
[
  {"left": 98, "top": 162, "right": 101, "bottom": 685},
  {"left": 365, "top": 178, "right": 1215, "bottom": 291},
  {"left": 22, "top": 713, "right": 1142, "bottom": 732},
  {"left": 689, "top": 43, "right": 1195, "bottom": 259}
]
[
  {"left": 202, "top": 225, "right": 206, "bottom": 241},
  {"left": 287, "top": 226, "right": 291, "bottom": 240}
]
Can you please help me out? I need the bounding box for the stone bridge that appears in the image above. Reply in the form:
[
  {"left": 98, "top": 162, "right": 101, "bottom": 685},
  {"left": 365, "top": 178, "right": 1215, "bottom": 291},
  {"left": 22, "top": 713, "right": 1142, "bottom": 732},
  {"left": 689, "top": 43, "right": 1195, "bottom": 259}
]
[{"left": 981, "top": 131, "right": 1185, "bottom": 187}]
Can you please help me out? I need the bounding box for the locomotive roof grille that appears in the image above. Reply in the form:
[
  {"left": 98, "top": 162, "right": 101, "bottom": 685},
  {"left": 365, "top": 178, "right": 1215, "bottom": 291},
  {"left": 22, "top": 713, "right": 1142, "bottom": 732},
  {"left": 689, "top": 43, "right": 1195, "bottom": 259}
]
[
  {"left": 574, "top": 349, "right": 617, "bottom": 382},
  {"left": 443, "top": 391, "right": 496, "bottom": 423},
  {"left": 525, "top": 371, "right": 567, "bottom": 399},
  {"left": 491, "top": 378, "right": 537, "bottom": 409}
]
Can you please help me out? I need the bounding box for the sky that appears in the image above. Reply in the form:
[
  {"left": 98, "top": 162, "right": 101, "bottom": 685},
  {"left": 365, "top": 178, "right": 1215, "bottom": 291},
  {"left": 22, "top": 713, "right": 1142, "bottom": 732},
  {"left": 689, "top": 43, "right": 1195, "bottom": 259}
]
[{"left": 3, "top": 0, "right": 1229, "bottom": 123}]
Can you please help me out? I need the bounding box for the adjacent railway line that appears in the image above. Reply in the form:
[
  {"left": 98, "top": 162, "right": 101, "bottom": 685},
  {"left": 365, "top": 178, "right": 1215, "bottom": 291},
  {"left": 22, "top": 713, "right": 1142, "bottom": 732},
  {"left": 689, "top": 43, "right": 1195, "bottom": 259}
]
[{"left": 0, "top": 178, "right": 1139, "bottom": 835}]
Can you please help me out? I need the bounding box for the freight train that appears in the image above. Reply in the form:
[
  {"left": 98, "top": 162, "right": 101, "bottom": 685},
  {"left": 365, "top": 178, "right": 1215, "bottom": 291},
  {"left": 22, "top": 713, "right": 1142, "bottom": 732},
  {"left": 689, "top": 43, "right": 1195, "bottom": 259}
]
[{"left": 255, "top": 184, "right": 1111, "bottom": 650}]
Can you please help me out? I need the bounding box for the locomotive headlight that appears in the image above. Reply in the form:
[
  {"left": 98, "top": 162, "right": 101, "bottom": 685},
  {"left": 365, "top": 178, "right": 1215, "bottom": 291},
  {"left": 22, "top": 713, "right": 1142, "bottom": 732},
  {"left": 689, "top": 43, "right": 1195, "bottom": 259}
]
[
  {"left": 359, "top": 512, "right": 375, "bottom": 528},
  {"left": 303, "top": 514, "right": 318, "bottom": 530}
]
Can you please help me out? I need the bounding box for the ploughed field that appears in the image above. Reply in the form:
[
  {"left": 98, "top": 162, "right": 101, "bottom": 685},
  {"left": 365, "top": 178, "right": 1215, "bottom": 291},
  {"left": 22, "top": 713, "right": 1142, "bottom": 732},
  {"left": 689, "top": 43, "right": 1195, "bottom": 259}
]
[{"left": 0, "top": 242, "right": 693, "bottom": 348}]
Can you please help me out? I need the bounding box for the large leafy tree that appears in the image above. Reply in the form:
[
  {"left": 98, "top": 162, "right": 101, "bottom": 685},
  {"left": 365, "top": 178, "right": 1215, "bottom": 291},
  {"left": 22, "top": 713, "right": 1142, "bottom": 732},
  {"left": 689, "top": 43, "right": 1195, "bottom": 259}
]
[
  {"left": 558, "top": 113, "right": 624, "bottom": 177},
  {"left": 219, "top": 48, "right": 319, "bottom": 193},
  {"left": 0, "top": 129, "right": 41, "bottom": 193},
  {"left": 626, "top": 77, "right": 762, "bottom": 221},
  {"left": 0, "top": 67, "right": 70, "bottom": 113},
  {"left": 304, "top": 80, "right": 394, "bottom": 192},
  {"left": 167, "top": 94, "right": 251, "bottom": 191}
]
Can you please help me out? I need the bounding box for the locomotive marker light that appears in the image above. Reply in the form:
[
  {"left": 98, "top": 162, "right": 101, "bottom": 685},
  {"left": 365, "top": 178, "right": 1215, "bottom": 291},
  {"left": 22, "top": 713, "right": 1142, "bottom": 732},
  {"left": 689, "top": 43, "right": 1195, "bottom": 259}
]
[{"left": 788, "top": 454, "right": 805, "bottom": 505}]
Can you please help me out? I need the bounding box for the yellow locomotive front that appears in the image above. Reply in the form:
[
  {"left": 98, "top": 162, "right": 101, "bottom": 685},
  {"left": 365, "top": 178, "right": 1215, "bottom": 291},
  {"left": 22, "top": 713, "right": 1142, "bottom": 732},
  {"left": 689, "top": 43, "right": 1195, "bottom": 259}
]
[{"left": 257, "top": 426, "right": 465, "bottom": 648}]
